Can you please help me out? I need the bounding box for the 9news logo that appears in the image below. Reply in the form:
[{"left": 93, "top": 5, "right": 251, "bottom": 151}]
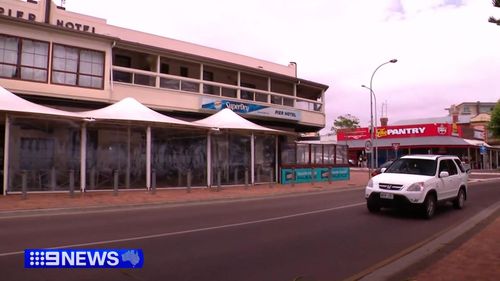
[{"left": 24, "top": 249, "right": 144, "bottom": 269}]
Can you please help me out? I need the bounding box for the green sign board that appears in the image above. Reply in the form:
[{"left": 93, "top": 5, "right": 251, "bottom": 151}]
[{"left": 281, "top": 167, "right": 350, "bottom": 184}]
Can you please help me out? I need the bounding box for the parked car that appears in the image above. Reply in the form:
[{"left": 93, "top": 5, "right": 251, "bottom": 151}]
[
  {"left": 371, "top": 160, "right": 394, "bottom": 177},
  {"left": 365, "top": 155, "right": 469, "bottom": 219}
]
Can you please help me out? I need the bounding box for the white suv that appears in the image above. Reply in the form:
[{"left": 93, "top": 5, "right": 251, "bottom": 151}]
[{"left": 365, "top": 155, "right": 469, "bottom": 219}]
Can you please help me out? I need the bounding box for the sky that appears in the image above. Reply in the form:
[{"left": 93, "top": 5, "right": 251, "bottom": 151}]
[{"left": 66, "top": 0, "right": 500, "bottom": 133}]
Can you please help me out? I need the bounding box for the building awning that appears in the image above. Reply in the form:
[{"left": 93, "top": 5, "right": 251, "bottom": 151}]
[
  {"left": 78, "top": 97, "right": 205, "bottom": 127},
  {"left": 345, "top": 136, "right": 480, "bottom": 149},
  {"left": 0, "top": 86, "right": 81, "bottom": 118}
]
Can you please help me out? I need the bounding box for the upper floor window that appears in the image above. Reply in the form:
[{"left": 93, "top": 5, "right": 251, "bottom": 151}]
[
  {"left": 0, "top": 34, "right": 49, "bottom": 82},
  {"left": 52, "top": 44, "right": 104, "bottom": 89},
  {"left": 462, "top": 106, "right": 470, "bottom": 114}
]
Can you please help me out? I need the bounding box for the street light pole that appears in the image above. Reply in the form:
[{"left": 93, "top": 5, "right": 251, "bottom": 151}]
[
  {"left": 363, "top": 59, "right": 397, "bottom": 171},
  {"left": 362, "top": 84, "right": 377, "bottom": 169}
]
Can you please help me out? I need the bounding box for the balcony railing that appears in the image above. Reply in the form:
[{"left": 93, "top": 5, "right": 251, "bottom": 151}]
[{"left": 112, "top": 66, "right": 323, "bottom": 113}]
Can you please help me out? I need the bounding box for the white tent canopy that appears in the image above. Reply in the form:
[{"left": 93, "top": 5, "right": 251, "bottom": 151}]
[
  {"left": 0, "top": 86, "right": 81, "bottom": 118},
  {"left": 78, "top": 97, "right": 203, "bottom": 127},
  {"left": 193, "top": 108, "right": 281, "bottom": 133}
]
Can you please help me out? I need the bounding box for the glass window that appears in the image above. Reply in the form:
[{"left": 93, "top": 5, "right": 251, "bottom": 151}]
[
  {"left": 211, "top": 133, "right": 251, "bottom": 185},
  {"left": 152, "top": 129, "right": 207, "bottom": 187},
  {"left": 52, "top": 44, "right": 104, "bottom": 89},
  {"left": 86, "top": 125, "right": 146, "bottom": 190},
  {"left": 7, "top": 118, "right": 81, "bottom": 192},
  {"left": 0, "top": 35, "right": 48, "bottom": 82},
  {"left": 255, "top": 135, "right": 276, "bottom": 183},
  {"left": 296, "top": 143, "right": 310, "bottom": 165},
  {"left": 387, "top": 158, "right": 437, "bottom": 176}
]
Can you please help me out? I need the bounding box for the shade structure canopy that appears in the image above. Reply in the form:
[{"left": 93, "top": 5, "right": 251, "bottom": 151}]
[
  {"left": 194, "top": 108, "right": 283, "bottom": 133},
  {"left": 0, "top": 86, "right": 82, "bottom": 118},
  {"left": 78, "top": 97, "right": 204, "bottom": 127}
]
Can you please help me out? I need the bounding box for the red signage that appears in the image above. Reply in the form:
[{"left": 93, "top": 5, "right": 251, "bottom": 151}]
[{"left": 337, "top": 123, "right": 462, "bottom": 141}]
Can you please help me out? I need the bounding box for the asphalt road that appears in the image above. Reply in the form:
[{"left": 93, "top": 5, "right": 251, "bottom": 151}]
[{"left": 0, "top": 180, "right": 499, "bottom": 281}]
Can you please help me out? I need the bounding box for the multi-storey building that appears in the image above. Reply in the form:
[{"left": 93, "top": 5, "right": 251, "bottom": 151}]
[{"left": 0, "top": 0, "right": 334, "bottom": 194}]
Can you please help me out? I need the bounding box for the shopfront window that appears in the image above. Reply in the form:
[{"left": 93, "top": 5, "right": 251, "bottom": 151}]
[
  {"left": 255, "top": 135, "right": 276, "bottom": 183},
  {"left": 211, "top": 133, "right": 251, "bottom": 185},
  {"left": 296, "top": 143, "right": 310, "bottom": 165},
  {"left": 7, "top": 117, "right": 80, "bottom": 192},
  {"left": 86, "top": 125, "right": 146, "bottom": 190},
  {"left": 0, "top": 34, "right": 49, "bottom": 82},
  {"left": 152, "top": 129, "right": 207, "bottom": 187}
]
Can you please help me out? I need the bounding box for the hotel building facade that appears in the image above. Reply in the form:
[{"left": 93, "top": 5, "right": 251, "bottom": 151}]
[{"left": 0, "top": 0, "right": 343, "bottom": 194}]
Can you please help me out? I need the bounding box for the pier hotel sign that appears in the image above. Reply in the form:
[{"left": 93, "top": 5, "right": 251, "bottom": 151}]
[{"left": 0, "top": 0, "right": 96, "bottom": 33}]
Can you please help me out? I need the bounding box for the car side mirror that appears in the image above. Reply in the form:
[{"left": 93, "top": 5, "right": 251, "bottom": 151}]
[
  {"left": 439, "top": 171, "right": 449, "bottom": 178},
  {"left": 466, "top": 168, "right": 471, "bottom": 175},
  {"left": 381, "top": 168, "right": 387, "bottom": 173}
]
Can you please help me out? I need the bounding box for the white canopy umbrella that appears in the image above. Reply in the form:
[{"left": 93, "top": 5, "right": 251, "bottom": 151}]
[
  {"left": 194, "top": 108, "right": 291, "bottom": 187},
  {"left": 0, "top": 86, "right": 81, "bottom": 118},
  {"left": 194, "top": 108, "right": 282, "bottom": 133},
  {"left": 78, "top": 97, "right": 204, "bottom": 127}
]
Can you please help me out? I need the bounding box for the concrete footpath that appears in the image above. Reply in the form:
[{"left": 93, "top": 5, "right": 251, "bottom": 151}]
[{"left": 0, "top": 170, "right": 499, "bottom": 280}]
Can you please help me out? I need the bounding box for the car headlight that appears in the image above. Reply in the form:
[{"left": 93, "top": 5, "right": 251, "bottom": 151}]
[
  {"left": 407, "top": 182, "right": 424, "bottom": 192},
  {"left": 367, "top": 179, "right": 373, "bottom": 188}
]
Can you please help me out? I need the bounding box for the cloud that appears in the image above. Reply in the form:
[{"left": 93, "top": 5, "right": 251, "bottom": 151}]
[{"left": 66, "top": 0, "right": 500, "bottom": 133}]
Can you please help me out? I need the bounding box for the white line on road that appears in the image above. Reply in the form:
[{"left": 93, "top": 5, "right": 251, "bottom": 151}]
[{"left": 0, "top": 202, "right": 365, "bottom": 257}]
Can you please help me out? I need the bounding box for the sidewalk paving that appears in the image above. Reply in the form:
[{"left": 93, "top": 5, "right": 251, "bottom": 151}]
[
  {"left": 0, "top": 170, "right": 370, "bottom": 212},
  {"left": 0, "top": 170, "right": 498, "bottom": 281}
]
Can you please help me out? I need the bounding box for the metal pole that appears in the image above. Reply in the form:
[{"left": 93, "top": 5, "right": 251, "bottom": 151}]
[
  {"left": 80, "top": 123, "right": 86, "bottom": 192},
  {"left": 3, "top": 114, "right": 10, "bottom": 196},
  {"left": 146, "top": 126, "right": 151, "bottom": 190},
  {"left": 207, "top": 133, "right": 211, "bottom": 188},
  {"left": 245, "top": 168, "right": 249, "bottom": 189},
  {"left": 217, "top": 169, "right": 221, "bottom": 192},
  {"left": 187, "top": 169, "right": 192, "bottom": 193},
  {"left": 113, "top": 169, "right": 119, "bottom": 196},
  {"left": 269, "top": 168, "right": 273, "bottom": 188},
  {"left": 251, "top": 133, "right": 255, "bottom": 186},
  {"left": 21, "top": 170, "right": 27, "bottom": 199},
  {"left": 365, "top": 59, "right": 397, "bottom": 169},
  {"left": 69, "top": 169, "right": 75, "bottom": 197},
  {"left": 151, "top": 169, "right": 156, "bottom": 194}
]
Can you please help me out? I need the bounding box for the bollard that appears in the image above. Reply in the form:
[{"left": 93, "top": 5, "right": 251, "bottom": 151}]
[
  {"left": 328, "top": 168, "right": 332, "bottom": 184},
  {"left": 50, "top": 167, "right": 57, "bottom": 190},
  {"left": 234, "top": 168, "right": 239, "bottom": 185},
  {"left": 244, "top": 168, "right": 249, "bottom": 189},
  {"left": 90, "top": 167, "right": 96, "bottom": 189},
  {"left": 291, "top": 168, "right": 295, "bottom": 187},
  {"left": 311, "top": 169, "right": 315, "bottom": 185},
  {"left": 151, "top": 169, "right": 156, "bottom": 194},
  {"left": 256, "top": 166, "right": 261, "bottom": 183},
  {"left": 69, "top": 170, "right": 75, "bottom": 197},
  {"left": 217, "top": 170, "right": 221, "bottom": 192},
  {"left": 21, "top": 170, "right": 28, "bottom": 200},
  {"left": 187, "top": 170, "right": 192, "bottom": 193},
  {"left": 177, "top": 169, "right": 182, "bottom": 187},
  {"left": 269, "top": 169, "right": 274, "bottom": 188},
  {"left": 113, "top": 170, "right": 119, "bottom": 196}
]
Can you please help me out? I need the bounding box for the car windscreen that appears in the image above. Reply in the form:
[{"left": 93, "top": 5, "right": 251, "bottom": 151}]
[{"left": 384, "top": 158, "right": 437, "bottom": 176}]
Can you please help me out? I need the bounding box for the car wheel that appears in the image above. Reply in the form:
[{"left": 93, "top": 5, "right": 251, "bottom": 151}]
[
  {"left": 367, "top": 199, "right": 380, "bottom": 213},
  {"left": 422, "top": 194, "right": 436, "bottom": 219},
  {"left": 453, "top": 188, "right": 465, "bottom": 209}
]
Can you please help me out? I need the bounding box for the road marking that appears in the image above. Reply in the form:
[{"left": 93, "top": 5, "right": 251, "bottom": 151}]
[{"left": 0, "top": 202, "right": 365, "bottom": 257}]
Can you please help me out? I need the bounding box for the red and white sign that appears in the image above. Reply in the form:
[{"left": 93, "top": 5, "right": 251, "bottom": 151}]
[
  {"left": 392, "top": 143, "right": 400, "bottom": 151},
  {"left": 337, "top": 123, "right": 462, "bottom": 141}
]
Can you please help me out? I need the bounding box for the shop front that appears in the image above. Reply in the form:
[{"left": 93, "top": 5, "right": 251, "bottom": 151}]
[
  {"left": 338, "top": 123, "right": 498, "bottom": 169},
  {"left": 279, "top": 138, "right": 350, "bottom": 184}
]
